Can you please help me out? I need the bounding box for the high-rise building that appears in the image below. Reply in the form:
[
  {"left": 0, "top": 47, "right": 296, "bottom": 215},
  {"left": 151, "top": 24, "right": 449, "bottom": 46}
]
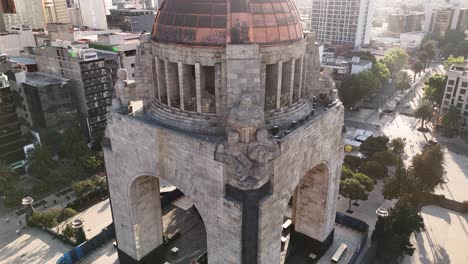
[
  {"left": 34, "top": 42, "right": 119, "bottom": 141},
  {"left": 67, "top": 0, "right": 108, "bottom": 29},
  {"left": 387, "top": 12, "right": 425, "bottom": 34},
  {"left": 0, "top": 0, "right": 46, "bottom": 30},
  {"left": 107, "top": 8, "right": 155, "bottom": 33},
  {"left": 441, "top": 62, "right": 468, "bottom": 128},
  {"left": 21, "top": 72, "right": 78, "bottom": 151},
  {"left": 424, "top": 0, "right": 468, "bottom": 37},
  {"left": 43, "top": 0, "right": 70, "bottom": 24},
  {"left": 310, "top": 0, "right": 374, "bottom": 48},
  {"left": 0, "top": 70, "right": 27, "bottom": 162}
]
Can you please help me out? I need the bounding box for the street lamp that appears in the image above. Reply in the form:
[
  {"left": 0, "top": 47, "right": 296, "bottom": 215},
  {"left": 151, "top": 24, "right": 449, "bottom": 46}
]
[
  {"left": 72, "top": 219, "right": 87, "bottom": 244},
  {"left": 376, "top": 207, "right": 389, "bottom": 218},
  {"left": 22, "top": 196, "right": 34, "bottom": 226}
]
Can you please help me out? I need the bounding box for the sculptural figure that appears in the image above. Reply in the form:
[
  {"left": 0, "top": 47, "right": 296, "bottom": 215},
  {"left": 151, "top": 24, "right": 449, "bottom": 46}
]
[{"left": 216, "top": 94, "right": 280, "bottom": 183}]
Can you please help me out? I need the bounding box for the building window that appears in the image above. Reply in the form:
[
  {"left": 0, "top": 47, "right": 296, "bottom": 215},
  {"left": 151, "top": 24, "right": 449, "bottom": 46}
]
[
  {"left": 131, "top": 63, "right": 135, "bottom": 68},
  {"left": 445, "top": 94, "right": 451, "bottom": 99},
  {"left": 457, "top": 103, "right": 463, "bottom": 108},
  {"left": 448, "top": 80, "right": 455, "bottom": 85},
  {"left": 462, "top": 82, "right": 468, "bottom": 88},
  {"left": 447, "top": 86, "right": 453, "bottom": 92},
  {"left": 461, "top": 89, "right": 466, "bottom": 95}
]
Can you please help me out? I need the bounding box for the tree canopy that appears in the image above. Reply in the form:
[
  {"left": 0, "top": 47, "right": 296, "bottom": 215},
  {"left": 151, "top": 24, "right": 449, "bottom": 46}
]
[
  {"left": 340, "top": 178, "right": 369, "bottom": 211},
  {"left": 395, "top": 71, "right": 412, "bottom": 91},
  {"left": 411, "top": 60, "right": 424, "bottom": 82},
  {"left": 26, "top": 144, "right": 58, "bottom": 178},
  {"left": 442, "top": 106, "right": 462, "bottom": 137},
  {"left": 373, "top": 60, "right": 391, "bottom": 84},
  {"left": 383, "top": 48, "right": 409, "bottom": 74},
  {"left": 0, "top": 160, "right": 17, "bottom": 194},
  {"left": 359, "top": 136, "right": 389, "bottom": 157},
  {"left": 411, "top": 145, "right": 446, "bottom": 193},
  {"left": 339, "top": 70, "right": 380, "bottom": 107},
  {"left": 374, "top": 197, "right": 425, "bottom": 262},
  {"left": 423, "top": 73, "right": 446, "bottom": 106},
  {"left": 390, "top": 138, "right": 406, "bottom": 154},
  {"left": 414, "top": 101, "right": 434, "bottom": 130},
  {"left": 444, "top": 55, "right": 465, "bottom": 69}
]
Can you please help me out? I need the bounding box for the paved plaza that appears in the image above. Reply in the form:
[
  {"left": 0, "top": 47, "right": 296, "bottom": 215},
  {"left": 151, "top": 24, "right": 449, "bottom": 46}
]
[
  {"left": 402, "top": 206, "right": 468, "bottom": 264},
  {"left": 0, "top": 226, "right": 71, "bottom": 264}
]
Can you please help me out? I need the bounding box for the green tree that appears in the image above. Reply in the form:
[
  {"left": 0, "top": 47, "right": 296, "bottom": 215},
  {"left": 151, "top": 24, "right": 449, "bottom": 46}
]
[
  {"left": 411, "top": 60, "right": 424, "bottom": 82},
  {"left": 417, "top": 51, "right": 428, "bottom": 69},
  {"left": 343, "top": 155, "right": 364, "bottom": 172},
  {"left": 359, "top": 136, "right": 389, "bottom": 157},
  {"left": 455, "top": 41, "right": 468, "bottom": 57},
  {"left": 362, "top": 160, "right": 388, "bottom": 179},
  {"left": 383, "top": 163, "right": 417, "bottom": 200},
  {"left": 26, "top": 144, "right": 57, "bottom": 178},
  {"left": 62, "top": 223, "right": 75, "bottom": 240},
  {"left": 423, "top": 74, "right": 446, "bottom": 105},
  {"left": 340, "top": 178, "right": 369, "bottom": 212},
  {"left": 444, "top": 55, "right": 465, "bottom": 69},
  {"left": 72, "top": 178, "right": 96, "bottom": 197},
  {"left": 442, "top": 106, "right": 462, "bottom": 137},
  {"left": 371, "top": 150, "right": 399, "bottom": 167},
  {"left": 390, "top": 138, "right": 406, "bottom": 155},
  {"left": 339, "top": 70, "right": 379, "bottom": 107},
  {"left": 353, "top": 173, "right": 374, "bottom": 192},
  {"left": 82, "top": 152, "right": 104, "bottom": 173},
  {"left": 62, "top": 126, "right": 91, "bottom": 164},
  {"left": 373, "top": 60, "right": 391, "bottom": 84},
  {"left": 422, "top": 40, "right": 438, "bottom": 67},
  {"left": 440, "top": 30, "right": 465, "bottom": 57},
  {"left": 395, "top": 71, "right": 412, "bottom": 91},
  {"left": 414, "top": 101, "right": 434, "bottom": 130},
  {"left": 29, "top": 208, "right": 61, "bottom": 228},
  {"left": 0, "top": 160, "right": 17, "bottom": 193},
  {"left": 384, "top": 48, "right": 409, "bottom": 74},
  {"left": 411, "top": 145, "right": 446, "bottom": 193},
  {"left": 375, "top": 198, "right": 424, "bottom": 262},
  {"left": 341, "top": 165, "right": 354, "bottom": 180}
]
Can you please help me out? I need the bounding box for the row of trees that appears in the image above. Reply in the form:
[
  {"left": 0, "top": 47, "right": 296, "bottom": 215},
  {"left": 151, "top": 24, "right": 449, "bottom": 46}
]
[
  {"left": 340, "top": 136, "right": 402, "bottom": 212},
  {"left": 0, "top": 126, "right": 105, "bottom": 208},
  {"left": 339, "top": 48, "right": 409, "bottom": 107},
  {"left": 414, "top": 99, "right": 463, "bottom": 136}
]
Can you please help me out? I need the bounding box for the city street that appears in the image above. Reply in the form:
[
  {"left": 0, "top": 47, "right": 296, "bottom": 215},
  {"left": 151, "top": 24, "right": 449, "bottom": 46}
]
[{"left": 343, "top": 63, "right": 468, "bottom": 263}]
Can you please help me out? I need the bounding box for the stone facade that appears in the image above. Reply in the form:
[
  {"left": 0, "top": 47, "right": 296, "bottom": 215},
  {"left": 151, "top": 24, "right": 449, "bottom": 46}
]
[{"left": 105, "top": 1, "right": 344, "bottom": 263}]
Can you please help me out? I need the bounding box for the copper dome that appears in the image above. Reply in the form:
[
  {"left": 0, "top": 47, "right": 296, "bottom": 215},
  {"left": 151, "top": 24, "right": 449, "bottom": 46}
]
[{"left": 152, "top": 0, "right": 304, "bottom": 46}]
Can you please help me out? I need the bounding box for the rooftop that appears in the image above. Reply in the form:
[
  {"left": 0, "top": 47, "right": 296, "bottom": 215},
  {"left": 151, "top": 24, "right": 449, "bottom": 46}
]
[
  {"left": 8, "top": 56, "right": 36, "bottom": 65},
  {"left": 24, "top": 72, "right": 69, "bottom": 87}
]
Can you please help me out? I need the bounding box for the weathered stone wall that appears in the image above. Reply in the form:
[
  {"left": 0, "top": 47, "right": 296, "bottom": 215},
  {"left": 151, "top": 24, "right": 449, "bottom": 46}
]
[
  {"left": 104, "top": 114, "right": 243, "bottom": 263},
  {"left": 257, "top": 103, "right": 344, "bottom": 264}
]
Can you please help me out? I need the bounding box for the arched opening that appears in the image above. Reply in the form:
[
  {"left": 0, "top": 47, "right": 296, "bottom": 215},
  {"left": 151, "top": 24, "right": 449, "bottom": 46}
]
[
  {"left": 128, "top": 176, "right": 208, "bottom": 263},
  {"left": 280, "top": 163, "right": 332, "bottom": 262}
]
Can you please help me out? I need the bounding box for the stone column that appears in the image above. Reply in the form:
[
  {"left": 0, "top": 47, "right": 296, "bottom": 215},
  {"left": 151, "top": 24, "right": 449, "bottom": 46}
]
[
  {"left": 297, "top": 56, "right": 304, "bottom": 100},
  {"left": 195, "top": 63, "right": 202, "bottom": 113},
  {"left": 178, "top": 61, "right": 185, "bottom": 111},
  {"left": 291, "top": 164, "right": 335, "bottom": 255},
  {"left": 276, "top": 61, "right": 283, "bottom": 109},
  {"left": 289, "top": 59, "right": 296, "bottom": 105},
  {"left": 154, "top": 57, "right": 162, "bottom": 101},
  {"left": 109, "top": 174, "right": 164, "bottom": 263},
  {"left": 215, "top": 63, "right": 222, "bottom": 114},
  {"left": 164, "top": 59, "right": 171, "bottom": 107}
]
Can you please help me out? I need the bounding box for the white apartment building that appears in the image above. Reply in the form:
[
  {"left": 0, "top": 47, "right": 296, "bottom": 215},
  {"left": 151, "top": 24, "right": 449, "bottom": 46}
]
[
  {"left": 68, "top": 0, "right": 108, "bottom": 29},
  {"left": 310, "top": 0, "right": 374, "bottom": 48},
  {"left": 441, "top": 63, "right": 468, "bottom": 127}
]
